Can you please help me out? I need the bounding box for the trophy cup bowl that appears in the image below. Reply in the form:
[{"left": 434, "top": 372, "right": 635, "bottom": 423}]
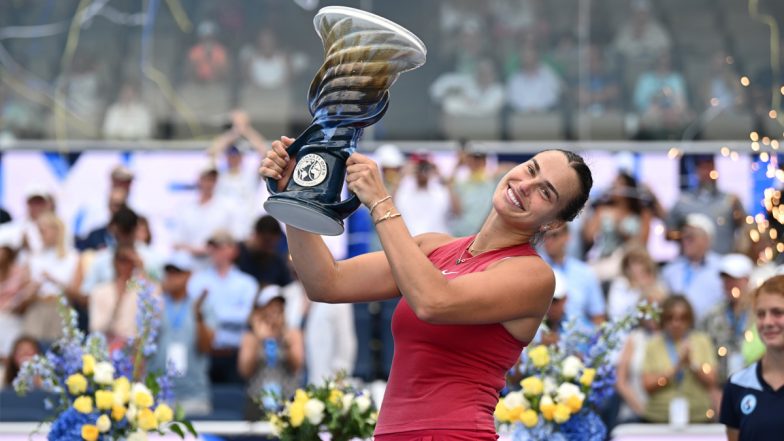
[{"left": 264, "top": 6, "right": 426, "bottom": 235}]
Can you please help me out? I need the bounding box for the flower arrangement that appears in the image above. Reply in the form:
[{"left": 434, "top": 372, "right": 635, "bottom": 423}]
[
  {"left": 266, "top": 374, "right": 377, "bottom": 441},
  {"left": 495, "top": 302, "right": 659, "bottom": 441},
  {"left": 13, "top": 281, "right": 197, "bottom": 441}
]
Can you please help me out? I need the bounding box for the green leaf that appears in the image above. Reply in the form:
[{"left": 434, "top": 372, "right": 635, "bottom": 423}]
[
  {"left": 181, "top": 419, "right": 198, "bottom": 438},
  {"left": 169, "top": 423, "right": 185, "bottom": 439}
]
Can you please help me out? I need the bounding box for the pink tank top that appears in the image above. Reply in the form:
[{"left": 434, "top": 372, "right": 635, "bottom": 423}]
[{"left": 374, "top": 236, "right": 538, "bottom": 435}]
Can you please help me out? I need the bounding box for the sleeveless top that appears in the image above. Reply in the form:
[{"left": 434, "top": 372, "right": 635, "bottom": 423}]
[{"left": 374, "top": 236, "right": 538, "bottom": 435}]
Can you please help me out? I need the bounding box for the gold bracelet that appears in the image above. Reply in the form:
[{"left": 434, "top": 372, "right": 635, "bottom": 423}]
[
  {"left": 374, "top": 209, "right": 402, "bottom": 226},
  {"left": 368, "top": 195, "right": 392, "bottom": 216}
]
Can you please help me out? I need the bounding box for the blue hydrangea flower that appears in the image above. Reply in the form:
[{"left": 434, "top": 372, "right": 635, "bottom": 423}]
[{"left": 47, "top": 408, "right": 98, "bottom": 441}]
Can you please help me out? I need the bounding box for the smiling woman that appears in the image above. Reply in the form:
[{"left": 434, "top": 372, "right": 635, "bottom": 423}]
[{"left": 260, "top": 138, "right": 593, "bottom": 439}]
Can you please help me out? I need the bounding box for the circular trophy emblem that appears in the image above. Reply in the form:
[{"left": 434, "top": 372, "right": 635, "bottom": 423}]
[{"left": 293, "top": 153, "right": 329, "bottom": 187}]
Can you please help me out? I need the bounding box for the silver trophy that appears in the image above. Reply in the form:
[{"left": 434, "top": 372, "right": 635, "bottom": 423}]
[{"left": 264, "top": 6, "right": 427, "bottom": 235}]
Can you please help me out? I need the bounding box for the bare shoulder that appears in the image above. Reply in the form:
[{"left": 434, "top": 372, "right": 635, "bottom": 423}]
[{"left": 414, "top": 233, "right": 456, "bottom": 256}]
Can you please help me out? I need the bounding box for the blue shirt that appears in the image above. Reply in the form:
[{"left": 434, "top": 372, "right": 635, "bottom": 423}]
[
  {"left": 661, "top": 252, "right": 723, "bottom": 321},
  {"left": 720, "top": 362, "right": 784, "bottom": 441},
  {"left": 150, "top": 295, "right": 218, "bottom": 403},
  {"left": 187, "top": 266, "right": 258, "bottom": 349},
  {"left": 541, "top": 254, "right": 606, "bottom": 326}
]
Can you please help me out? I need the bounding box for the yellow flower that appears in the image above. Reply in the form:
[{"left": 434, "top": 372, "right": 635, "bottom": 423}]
[
  {"left": 82, "top": 354, "right": 96, "bottom": 376},
  {"left": 553, "top": 403, "right": 572, "bottom": 423},
  {"left": 565, "top": 394, "right": 584, "bottom": 413},
  {"left": 520, "top": 376, "right": 544, "bottom": 397},
  {"left": 96, "top": 414, "right": 111, "bottom": 433},
  {"left": 539, "top": 395, "right": 556, "bottom": 421},
  {"left": 269, "top": 414, "right": 284, "bottom": 436},
  {"left": 111, "top": 403, "right": 127, "bottom": 421},
  {"left": 494, "top": 401, "right": 511, "bottom": 422},
  {"left": 81, "top": 424, "right": 99, "bottom": 441},
  {"left": 527, "top": 345, "right": 550, "bottom": 368},
  {"left": 114, "top": 377, "right": 131, "bottom": 404},
  {"left": 137, "top": 408, "right": 158, "bottom": 431},
  {"left": 154, "top": 404, "right": 174, "bottom": 423},
  {"left": 289, "top": 402, "right": 306, "bottom": 427},
  {"left": 328, "top": 389, "right": 343, "bottom": 406},
  {"left": 66, "top": 374, "right": 88, "bottom": 395},
  {"left": 293, "top": 389, "right": 308, "bottom": 405},
  {"left": 130, "top": 383, "right": 154, "bottom": 409},
  {"left": 580, "top": 368, "right": 596, "bottom": 387},
  {"left": 95, "top": 390, "right": 114, "bottom": 410},
  {"left": 73, "top": 396, "right": 93, "bottom": 414},
  {"left": 520, "top": 409, "right": 539, "bottom": 428}
]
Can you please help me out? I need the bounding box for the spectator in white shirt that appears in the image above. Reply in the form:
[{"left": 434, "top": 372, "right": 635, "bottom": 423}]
[
  {"left": 102, "top": 82, "right": 153, "bottom": 140},
  {"left": 0, "top": 185, "right": 54, "bottom": 258},
  {"left": 173, "top": 164, "right": 244, "bottom": 268},
  {"left": 506, "top": 43, "right": 562, "bottom": 112},
  {"left": 21, "top": 213, "right": 80, "bottom": 344},
  {"left": 430, "top": 59, "right": 505, "bottom": 117},
  {"left": 394, "top": 154, "right": 451, "bottom": 236}
]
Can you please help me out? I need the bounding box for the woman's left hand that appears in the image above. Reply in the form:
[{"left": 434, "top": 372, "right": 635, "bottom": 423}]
[{"left": 346, "top": 153, "right": 389, "bottom": 208}]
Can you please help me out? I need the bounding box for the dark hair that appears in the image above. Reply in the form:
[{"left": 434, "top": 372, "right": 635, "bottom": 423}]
[
  {"left": 659, "top": 295, "right": 695, "bottom": 329},
  {"left": 615, "top": 172, "right": 643, "bottom": 214},
  {"left": 254, "top": 215, "right": 283, "bottom": 236},
  {"left": 549, "top": 149, "right": 593, "bottom": 222},
  {"left": 109, "top": 207, "right": 139, "bottom": 236},
  {"left": 3, "top": 335, "right": 41, "bottom": 386}
]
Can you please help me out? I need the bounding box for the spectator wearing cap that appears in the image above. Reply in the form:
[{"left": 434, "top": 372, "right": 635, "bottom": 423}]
[
  {"left": 173, "top": 165, "right": 244, "bottom": 269},
  {"left": 102, "top": 82, "right": 153, "bottom": 140},
  {"left": 187, "top": 21, "right": 229, "bottom": 83},
  {"left": 75, "top": 164, "right": 134, "bottom": 245},
  {"left": 539, "top": 226, "right": 606, "bottom": 327},
  {"left": 239, "top": 284, "right": 304, "bottom": 420},
  {"left": 0, "top": 185, "right": 54, "bottom": 257},
  {"left": 394, "top": 153, "right": 451, "bottom": 236},
  {"left": 666, "top": 155, "right": 746, "bottom": 255},
  {"left": 149, "top": 252, "right": 217, "bottom": 416},
  {"left": 700, "top": 254, "right": 764, "bottom": 388},
  {"left": 447, "top": 145, "right": 501, "bottom": 237},
  {"left": 662, "top": 213, "right": 724, "bottom": 321},
  {"left": 209, "top": 110, "right": 269, "bottom": 234},
  {"left": 187, "top": 229, "right": 258, "bottom": 384}
]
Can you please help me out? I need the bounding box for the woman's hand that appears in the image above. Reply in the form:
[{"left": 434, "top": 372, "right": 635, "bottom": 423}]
[
  {"left": 346, "top": 153, "right": 390, "bottom": 208},
  {"left": 259, "top": 136, "right": 296, "bottom": 191}
]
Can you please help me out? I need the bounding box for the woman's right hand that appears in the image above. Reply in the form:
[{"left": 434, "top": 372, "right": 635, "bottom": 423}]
[{"left": 259, "top": 136, "right": 296, "bottom": 191}]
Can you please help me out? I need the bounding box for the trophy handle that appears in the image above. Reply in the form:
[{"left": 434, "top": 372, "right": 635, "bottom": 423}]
[
  {"left": 322, "top": 193, "right": 362, "bottom": 219},
  {"left": 265, "top": 125, "right": 321, "bottom": 195}
]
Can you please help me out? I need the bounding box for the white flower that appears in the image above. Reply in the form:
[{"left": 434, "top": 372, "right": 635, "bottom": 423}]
[
  {"left": 127, "top": 430, "right": 148, "bottom": 441},
  {"left": 126, "top": 404, "right": 138, "bottom": 424},
  {"left": 93, "top": 362, "right": 115, "bottom": 385},
  {"left": 540, "top": 394, "right": 555, "bottom": 407},
  {"left": 304, "top": 398, "right": 326, "bottom": 425},
  {"left": 341, "top": 393, "right": 355, "bottom": 414},
  {"left": 561, "top": 356, "right": 584, "bottom": 379},
  {"left": 96, "top": 414, "right": 111, "bottom": 433},
  {"left": 355, "top": 395, "right": 371, "bottom": 413},
  {"left": 130, "top": 383, "right": 154, "bottom": 407},
  {"left": 502, "top": 391, "right": 529, "bottom": 410},
  {"left": 543, "top": 376, "right": 558, "bottom": 395},
  {"left": 556, "top": 382, "right": 584, "bottom": 404}
]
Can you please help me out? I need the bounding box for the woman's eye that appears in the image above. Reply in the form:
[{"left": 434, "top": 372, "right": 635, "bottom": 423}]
[{"left": 540, "top": 187, "right": 550, "bottom": 200}]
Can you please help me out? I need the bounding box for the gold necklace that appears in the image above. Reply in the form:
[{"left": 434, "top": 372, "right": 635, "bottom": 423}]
[{"left": 455, "top": 239, "right": 499, "bottom": 265}]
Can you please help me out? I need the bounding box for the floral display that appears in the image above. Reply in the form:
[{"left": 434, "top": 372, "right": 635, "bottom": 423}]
[
  {"left": 266, "top": 374, "right": 377, "bottom": 441},
  {"left": 13, "top": 281, "right": 196, "bottom": 441},
  {"left": 495, "top": 302, "right": 659, "bottom": 441}
]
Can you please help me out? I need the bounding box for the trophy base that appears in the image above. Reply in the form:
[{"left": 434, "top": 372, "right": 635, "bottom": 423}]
[{"left": 264, "top": 197, "right": 346, "bottom": 236}]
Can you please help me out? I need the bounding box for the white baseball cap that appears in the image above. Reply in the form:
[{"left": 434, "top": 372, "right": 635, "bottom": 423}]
[
  {"left": 684, "top": 213, "right": 715, "bottom": 239},
  {"left": 376, "top": 144, "right": 405, "bottom": 168},
  {"left": 719, "top": 254, "right": 754, "bottom": 279},
  {"left": 256, "top": 285, "right": 285, "bottom": 307},
  {"left": 164, "top": 251, "right": 195, "bottom": 272}
]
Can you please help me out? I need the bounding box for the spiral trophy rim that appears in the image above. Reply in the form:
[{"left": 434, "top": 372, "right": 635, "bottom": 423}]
[{"left": 313, "top": 6, "right": 428, "bottom": 58}]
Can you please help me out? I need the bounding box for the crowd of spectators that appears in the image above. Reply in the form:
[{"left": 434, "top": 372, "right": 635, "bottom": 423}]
[{"left": 1, "top": 0, "right": 782, "bottom": 141}]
